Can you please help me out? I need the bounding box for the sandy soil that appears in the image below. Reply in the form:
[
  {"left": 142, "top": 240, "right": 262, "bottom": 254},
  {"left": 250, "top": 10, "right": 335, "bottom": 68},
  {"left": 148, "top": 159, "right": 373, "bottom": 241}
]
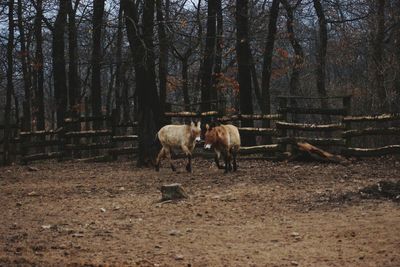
[{"left": 0, "top": 157, "right": 399, "bottom": 266}]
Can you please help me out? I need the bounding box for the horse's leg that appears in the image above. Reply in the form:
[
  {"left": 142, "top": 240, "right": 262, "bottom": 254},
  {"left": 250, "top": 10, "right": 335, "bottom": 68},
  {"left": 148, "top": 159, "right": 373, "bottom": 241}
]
[
  {"left": 227, "top": 152, "right": 232, "bottom": 172},
  {"left": 165, "top": 148, "right": 176, "bottom": 171},
  {"left": 214, "top": 149, "right": 224, "bottom": 169},
  {"left": 224, "top": 152, "right": 230, "bottom": 173},
  {"left": 155, "top": 147, "right": 166, "bottom": 171},
  {"left": 181, "top": 145, "right": 192, "bottom": 173},
  {"left": 232, "top": 149, "right": 238, "bottom": 171}
]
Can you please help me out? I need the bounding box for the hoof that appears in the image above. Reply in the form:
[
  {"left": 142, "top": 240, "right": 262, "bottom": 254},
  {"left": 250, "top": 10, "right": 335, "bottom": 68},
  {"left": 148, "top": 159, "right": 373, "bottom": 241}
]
[
  {"left": 171, "top": 165, "right": 176, "bottom": 172},
  {"left": 186, "top": 164, "right": 192, "bottom": 173},
  {"left": 155, "top": 166, "right": 160, "bottom": 172}
]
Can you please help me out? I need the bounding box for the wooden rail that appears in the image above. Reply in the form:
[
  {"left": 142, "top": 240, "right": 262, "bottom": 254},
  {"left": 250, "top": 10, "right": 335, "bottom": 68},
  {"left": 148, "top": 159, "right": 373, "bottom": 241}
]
[
  {"left": 279, "top": 107, "right": 346, "bottom": 116},
  {"left": 164, "top": 111, "right": 219, "bottom": 117},
  {"left": 218, "top": 114, "right": 282, "bottom": 122},
  {"left": 238, "top": 127, "right": 278, "bottom": 136},
  {"left": 342, "top": 127, "right": 400, "bottom": 138},
  {"left": 276, "top": 121, "right": 345, "bottom": 131},
  {"left": 343, "top": 113, "right": 400, "bottom": 122},
  {"left": 342, "top": 145, "right": 400, "bottom": 157}
]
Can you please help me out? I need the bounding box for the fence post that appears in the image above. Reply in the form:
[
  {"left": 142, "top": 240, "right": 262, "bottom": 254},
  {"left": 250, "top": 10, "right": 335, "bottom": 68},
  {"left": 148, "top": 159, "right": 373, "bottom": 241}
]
[
  {"left": 19, "top": 132, "right": 27, "bottom": 165},
  {"left": 278, "top": 97, "right": 288, "bottom": 153},
  {"left": 111, "top": 109, "right": 118, "bottom": 160},
  {"left": 343, "top": 96, "right": 352, "bottom": 149},
  {"left": 84, "top": 97, "right": 90, "bottom": 131}
]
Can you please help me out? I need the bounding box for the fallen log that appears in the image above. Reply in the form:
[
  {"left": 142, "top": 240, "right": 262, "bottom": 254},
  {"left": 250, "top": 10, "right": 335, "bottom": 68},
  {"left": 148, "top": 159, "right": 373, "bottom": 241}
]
[{"left": 288, "top": 142, "right": 345, "bottom": 163}]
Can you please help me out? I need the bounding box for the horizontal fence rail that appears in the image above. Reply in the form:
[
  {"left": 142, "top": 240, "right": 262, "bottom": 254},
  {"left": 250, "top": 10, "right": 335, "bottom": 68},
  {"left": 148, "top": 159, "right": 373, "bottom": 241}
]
[{"left": 2, "top": 95, "right": 400, "bottom": 164}]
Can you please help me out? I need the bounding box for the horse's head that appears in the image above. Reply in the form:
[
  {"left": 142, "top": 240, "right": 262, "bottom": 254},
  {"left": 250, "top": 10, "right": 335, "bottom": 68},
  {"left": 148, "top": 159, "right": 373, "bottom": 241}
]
[
  {"left": 190, "top": 121, "right": 201, "bottom": 142},
  {"left": 204, "top": 124, "right": 217, "bottom": 149}
]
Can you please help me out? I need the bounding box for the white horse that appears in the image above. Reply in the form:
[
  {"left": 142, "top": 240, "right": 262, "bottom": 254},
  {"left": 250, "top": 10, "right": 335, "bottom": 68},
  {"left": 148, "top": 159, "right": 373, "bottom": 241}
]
[{"left": 155, "top": 121, "right": 201, "bottom": 172}]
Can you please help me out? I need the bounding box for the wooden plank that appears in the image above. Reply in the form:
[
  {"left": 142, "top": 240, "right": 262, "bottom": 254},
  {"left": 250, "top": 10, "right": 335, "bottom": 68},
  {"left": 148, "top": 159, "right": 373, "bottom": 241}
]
[
  {"left": 20, "top": 129, "right": 63, "bottom": 137},
  {"left": 64, "top": 115, "right": 111, "bottom": 123},
  {"left": 115, "top": 122, "right": 138, "bottom": 127},
  {"left": 276, "top": 95, "right": 351, "bottom": 100},
  {"left": 218, "top": 114, "right": 282, "bottom": 122},
  {"left": 64, "top": 143, "right": 114, "bottom": 151},
  {"left": 0, "top": 124, "right": 19, "bottom": 130},
  {"left": 164, "top": 111, "right": 219, "bottom": 118},
  {"left": 278, "top": 107, "right": 346, "bottom": 115},
  {"left": 64, "top": 129, "right": 112, "bottom": 137},
  {"left": 108, "top": 147, "right": 138, "bottom": 155},
  {"left": 276, "top": 137, "right": 346, "bottom": 146},
  {"left": 238, "top": 127, "right": 278, "bottom": 136},
  {"left": 112, "top": 135, "right": 138, "bottom": 142},
  {"left": 239, "top": 144, "right": 280, "bottom": 155},
  {"left": 342, "top": 145, "right": 400, "bottom": 157},
  {"left": 21, "top": 140, "right": 63, "bottom": 148},
  {"left": 343, "top": 113, "right": 400, "bottom": 122},
  {"left": 275, "top": 121, "right": 344, "bottom": 131},
  {"left": 22, "top": 152, "right": 63, "bottom": 163},
  {"left": 342, "top": 127, "right": 400, "bottom": 137}
]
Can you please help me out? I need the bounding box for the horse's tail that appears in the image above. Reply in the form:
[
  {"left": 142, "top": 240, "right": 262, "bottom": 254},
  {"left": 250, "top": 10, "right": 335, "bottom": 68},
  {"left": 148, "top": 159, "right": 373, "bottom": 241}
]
[{"left": 154, "top": 132, "right": 162, "bottom": 151}]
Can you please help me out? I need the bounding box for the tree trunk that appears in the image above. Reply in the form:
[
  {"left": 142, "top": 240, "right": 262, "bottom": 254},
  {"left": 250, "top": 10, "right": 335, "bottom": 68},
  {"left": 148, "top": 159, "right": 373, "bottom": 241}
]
[
  {"left": 182, "top": 57, "right": 190, "bottom": 109},
  {"left": 122, "top": 0, "right": 161, "bottom": 167},
  {"left": 91, "top": 0, "right": 105, "bottom": 129},
  {"left": 67, "top": 0, "right": 81, "bottom": 120},
  {"left": 236, "top": 0, "right": 255, "bottom": 146},
  {"left": 156, "top": 0, "right": 169, "bottom": 117},
  {"left": 200, "top": 0, "right": 217, "bottom": 112},
  {"left": 372, "top": 0, "right": 386, "bottom": 111},
  {"left": 260, "top": 0, "right": 280, "bottom": 144},
  {"left": 261, "top": 0, "right": 280, "bottom": 116},
  {"left": 34, "top": 0, "right": 45, "bottom": 130},
  {"left": 195, "top": 0, "right": 203, "bottom": 105},
  {"left": 17, "top": 0, "right": 32, "bottom": 131},
  {"left": 313, "top": 0, "right": 328, "bottom": 107},
  {"left": 4, "top": 0, "right": 15, "bottom": 165},
  {"left": 394, "top": 0, "right": 400, "bottom": 112},
  {"left": 53, "top": 0, "right": 68, "bottom": 128},
  {"left": 213, "top": 0, "right": 223, "bottom": 110},
  {"left": 115, "top": 5, "right": 123, "bottom": 122},
  {"left": 281, "top": 0, "right": 304, "bottom": 97}
]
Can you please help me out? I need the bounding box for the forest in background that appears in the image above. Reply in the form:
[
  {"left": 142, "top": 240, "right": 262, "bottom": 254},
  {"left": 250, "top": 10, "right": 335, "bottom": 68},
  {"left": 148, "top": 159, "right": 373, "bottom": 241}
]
[{"left": 0, "top": 0, "right": 399, "bottom": 164}]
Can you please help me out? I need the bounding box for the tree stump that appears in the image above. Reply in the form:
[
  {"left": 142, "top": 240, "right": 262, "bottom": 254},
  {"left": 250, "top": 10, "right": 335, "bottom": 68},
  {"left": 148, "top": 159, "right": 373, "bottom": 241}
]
[{"left": 160, "top": 183, "right": 188, "bottom": 201}]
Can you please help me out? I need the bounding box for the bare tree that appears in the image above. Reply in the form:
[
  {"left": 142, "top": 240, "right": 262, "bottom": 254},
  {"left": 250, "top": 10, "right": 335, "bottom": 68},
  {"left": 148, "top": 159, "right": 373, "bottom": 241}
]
[
  {"left": 236, "top": 0, "right": 255, "bottom": 145},
  {"left": 4, "top": 0, "right": 15, "bottom": 165},
  {"left": 313, "top": 0, "right": 328, "bottom": 104},
  {"left": 67, "top": 0, "right": 81, "bottom": 119},
  {"left": 17, "top": 0, "right": 32, "bottom": 131},
  {"left": 122, "top": 0, "right": 162, "bottom": 166},
  {"left": 200, "top": 0, "right": 217, "bottom": 112},
  {"left": 53, "top": 0, "right": 68, "bottom": 128},
  {"left": 91, "top": 0, "right": 105, "bottom": 129},
  {"left": 33, "top": 0, "right": 45, "bottom": 130},
  {"left": 371, "top": 0, "right": 386, "bottom": 110}
]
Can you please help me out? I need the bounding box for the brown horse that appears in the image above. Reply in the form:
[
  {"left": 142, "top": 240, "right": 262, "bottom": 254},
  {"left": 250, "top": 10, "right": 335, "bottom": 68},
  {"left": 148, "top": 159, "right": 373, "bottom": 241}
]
[
  {"left": 204, "top": 124, "right": 241, "bottom": 173},
  {"left": 155, "top": 121, "right": 201, "bottom": 172}
]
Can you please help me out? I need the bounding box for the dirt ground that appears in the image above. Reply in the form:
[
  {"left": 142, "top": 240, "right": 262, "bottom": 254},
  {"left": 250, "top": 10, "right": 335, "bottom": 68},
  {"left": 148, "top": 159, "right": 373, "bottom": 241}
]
[{"left": 0, "top": 156, "right": 399, "bottom": 267}]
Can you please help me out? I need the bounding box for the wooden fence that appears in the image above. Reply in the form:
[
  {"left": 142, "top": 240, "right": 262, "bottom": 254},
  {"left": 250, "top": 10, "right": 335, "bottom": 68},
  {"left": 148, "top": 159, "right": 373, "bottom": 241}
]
[{"left": 1, "top": 95, "right": 400, "bottom": 165}]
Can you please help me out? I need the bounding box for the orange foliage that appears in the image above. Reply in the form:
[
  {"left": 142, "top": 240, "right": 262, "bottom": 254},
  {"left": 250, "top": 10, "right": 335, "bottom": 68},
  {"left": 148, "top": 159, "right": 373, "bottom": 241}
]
[
  {"left": 214, "top": 72, "right": 240, "bottom": 95},
  {"left": 166, "top": 75, "right": 182, "bottom": 93}
]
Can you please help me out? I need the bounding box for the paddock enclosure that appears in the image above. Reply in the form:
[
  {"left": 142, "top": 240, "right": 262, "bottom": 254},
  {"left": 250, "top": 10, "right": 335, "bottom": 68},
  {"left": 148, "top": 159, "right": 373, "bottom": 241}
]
[
  {"left": 1, "top": 96, "right": 400, "bottom": 266},
  {"left": 1, "top": 95, "right": 400, "bottom": 164},
  {"left": 1, "top": 158, "right": 399, "bottom": 266}
]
